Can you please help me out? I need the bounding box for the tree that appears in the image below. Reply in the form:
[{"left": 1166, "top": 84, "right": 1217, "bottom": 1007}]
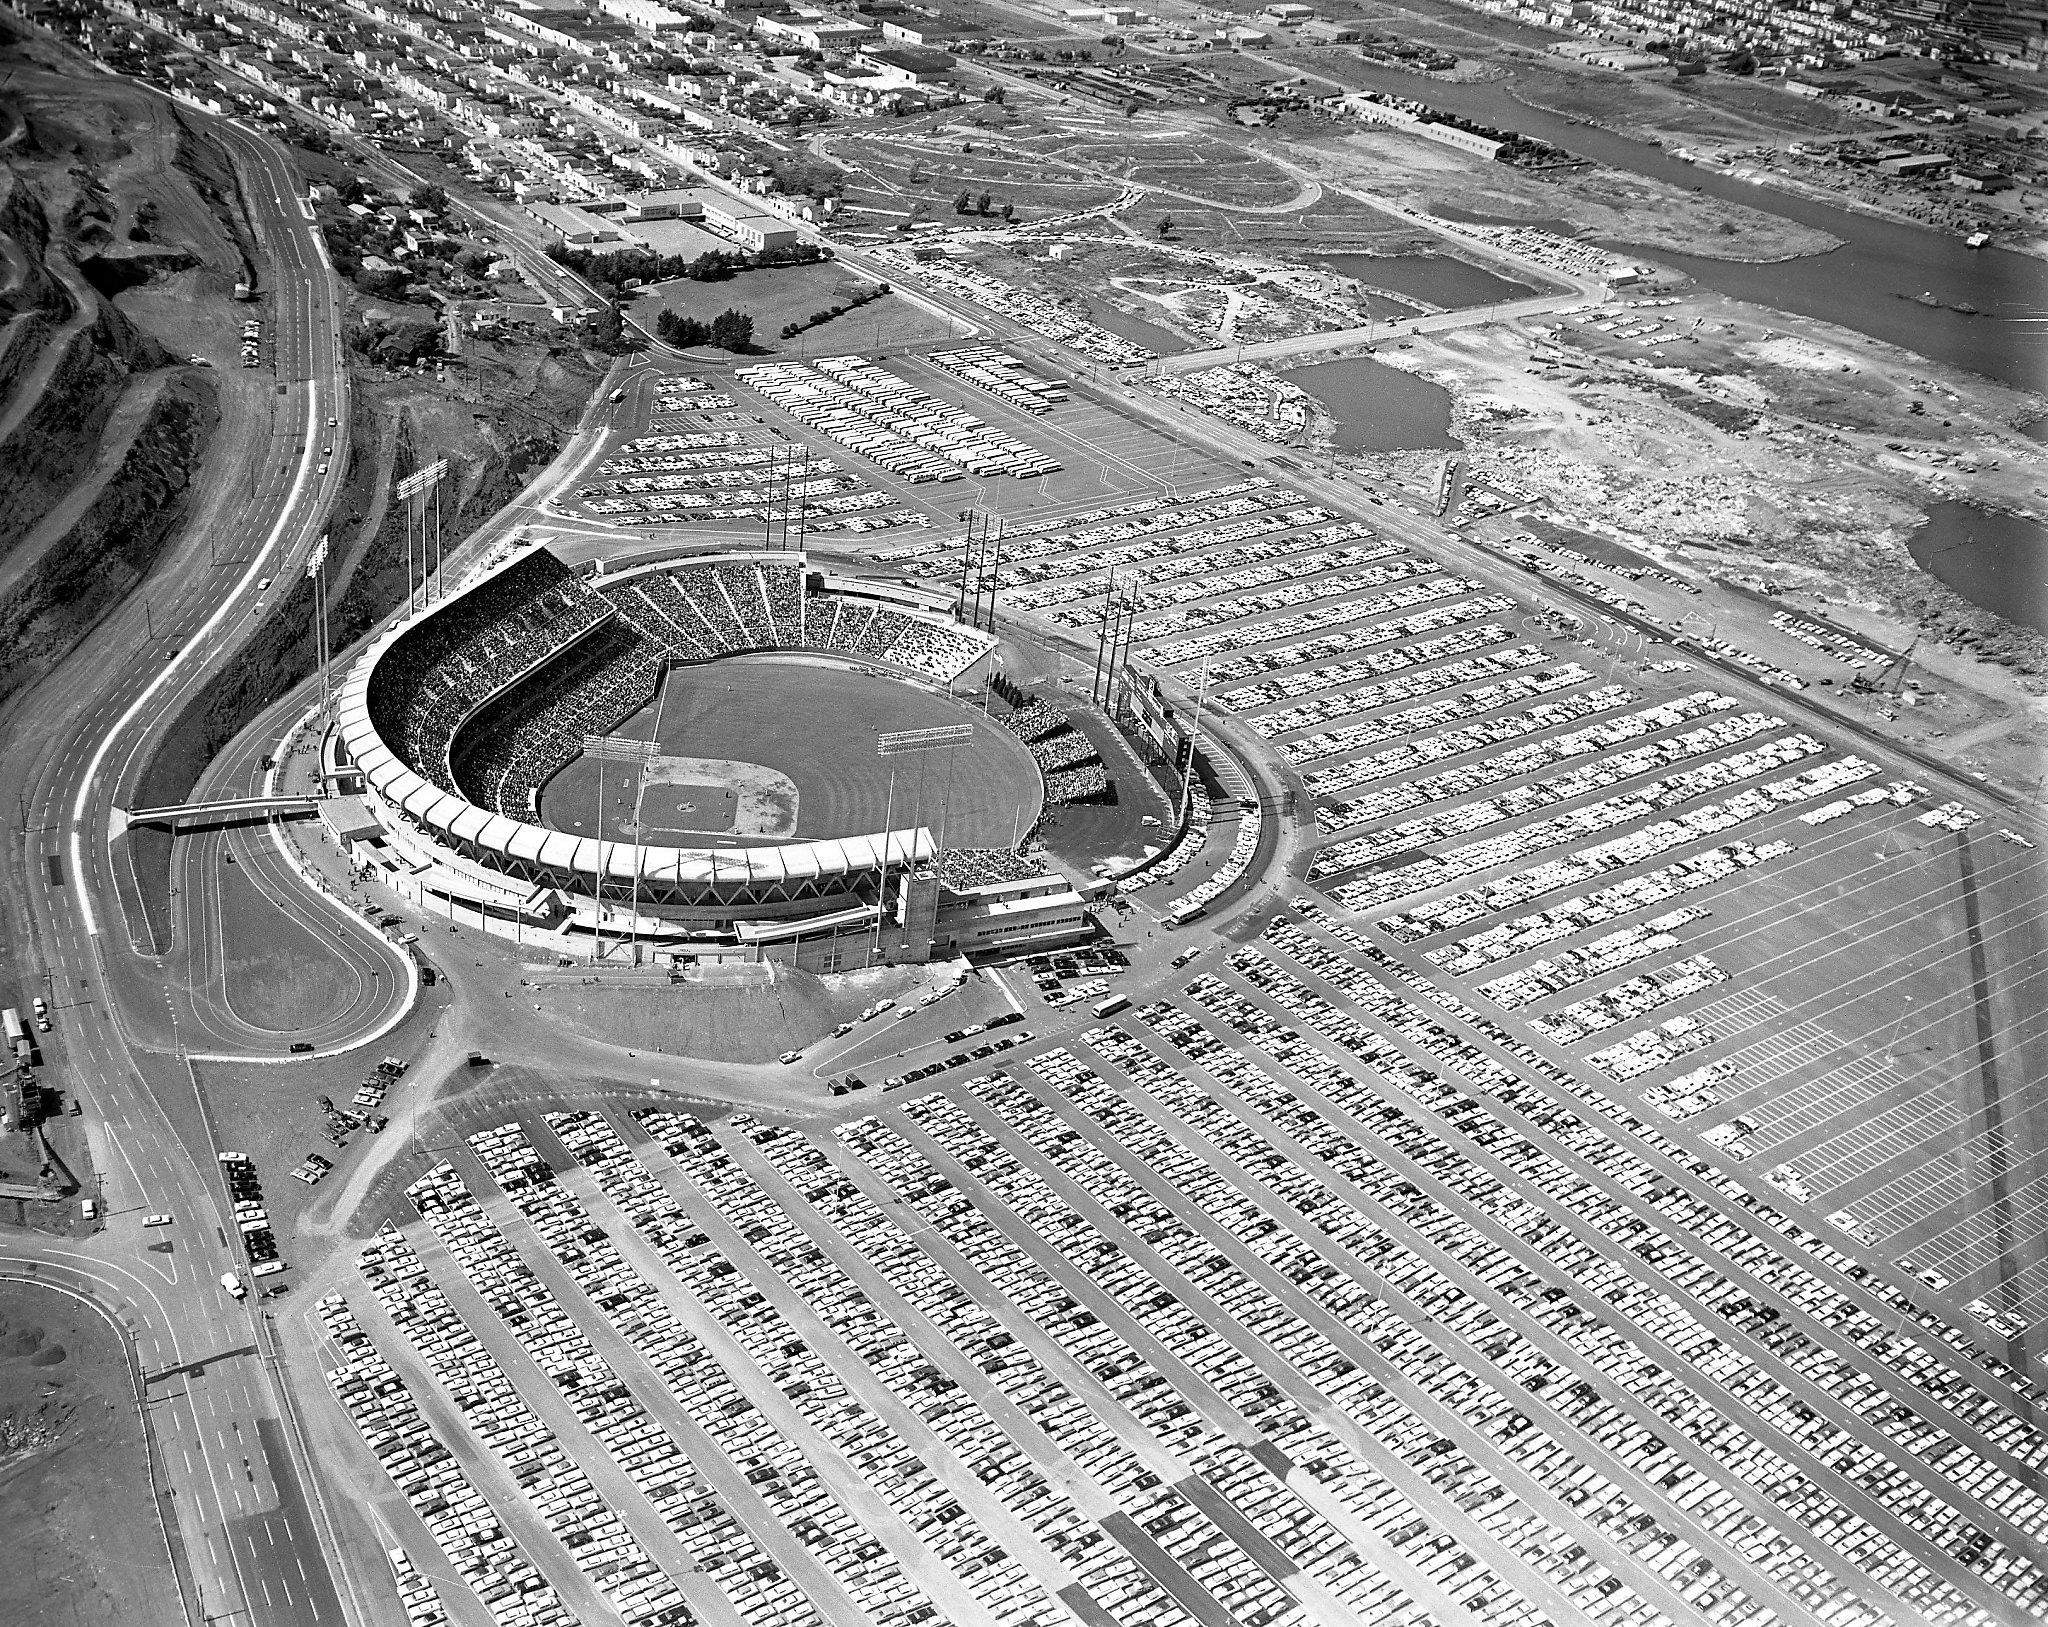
[
  {"left": 954, "top": 189, "right": 973, "bottom": 214},
  {"left": 976, "top": 190, "right": 992, "bottom": 215},
  {"left": 1156, "top": 214, "right": 1174, "bottom": 238},
  {"left": 999, "top": 201, "right": 1014, "bottom": 221},
  {"left": 982, "top": 84, "right": 1005, "bottom": 103},
  {"left": 657, "top": 310, "right": 713, "bottom": 346},
  {"left": 710, "top": 308, "right": 753, "bottom": 351},
  {"left": 588, "top": 299, "right": 628, "bottom": 352},
  {"left": 409, "top": 183, "right": 448, "bottom": 213}
]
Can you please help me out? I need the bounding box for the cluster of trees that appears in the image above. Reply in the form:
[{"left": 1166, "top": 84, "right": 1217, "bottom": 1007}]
[
  {"left": 655, "top": 307, "right": 755, "bottom": 351},
  {"left": 767, "top": 154, "right": 846, "bottom": 202},
  {"left": 547, "top": 239, "right": 830, "bottom": 288},
  {"left": 953, "top": 190, "right": 1016, "bottom": 220},
  {"left": 780, "top": 281, "right": 888, "bottom": 340},
  {"left": 347, "top": 315, "right": 442, "bottom": 368}
]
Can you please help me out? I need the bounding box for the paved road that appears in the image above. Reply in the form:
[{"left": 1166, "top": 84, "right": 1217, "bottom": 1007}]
[
  {"left": 1150, "top": 290, "right": 1600, "bottom": 375},
  {"left": 0, "top": 76, "right": 369, "bottom": 1627}
]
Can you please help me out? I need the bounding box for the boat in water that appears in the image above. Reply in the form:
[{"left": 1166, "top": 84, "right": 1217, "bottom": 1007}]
[{"left": 1966, "top": 230, "right": 1992, "bottom": 249}]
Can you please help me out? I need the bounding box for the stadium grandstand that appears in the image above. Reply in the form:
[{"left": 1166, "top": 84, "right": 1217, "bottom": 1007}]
[{"left": 331, "top": 542, "right": 1090, "bottom": 966}]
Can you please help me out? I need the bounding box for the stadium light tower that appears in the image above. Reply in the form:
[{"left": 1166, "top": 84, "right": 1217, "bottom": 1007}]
[
  {"left": 307, "top": 534, "right": 331, "bottom": 712},
  {"left": 874, "top": 726, "right": 970, "bottom": 956},
  {"left": 394, "top": 459, "right": 448, "bottom": 614}
]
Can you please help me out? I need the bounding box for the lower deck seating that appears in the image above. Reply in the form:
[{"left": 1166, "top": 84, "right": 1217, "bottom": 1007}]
[{"left": 452, "top": 623, "right": 665, "bottom": 818}]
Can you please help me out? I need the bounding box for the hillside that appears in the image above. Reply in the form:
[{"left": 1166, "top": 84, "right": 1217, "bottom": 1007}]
[{"left": 0, "top": 29, "right": 232, "bottom": 704}]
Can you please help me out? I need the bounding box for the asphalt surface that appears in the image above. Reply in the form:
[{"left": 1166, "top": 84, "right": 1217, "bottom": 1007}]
[{"left": 0, "top": 89, "right": 367, "bottom": 1627}]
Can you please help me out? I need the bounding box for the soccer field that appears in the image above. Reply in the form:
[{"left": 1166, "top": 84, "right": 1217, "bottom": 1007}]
[{"left": 538, "top": 656, "right": 1043, "bottom": 850}]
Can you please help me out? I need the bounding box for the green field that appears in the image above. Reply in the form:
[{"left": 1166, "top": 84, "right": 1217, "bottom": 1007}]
[
  {"left": 541, "top": 657, "right": 1043, "bottom": 850},
  {"left": 635, "top": 264, "right": 958, "bottom": 353}
]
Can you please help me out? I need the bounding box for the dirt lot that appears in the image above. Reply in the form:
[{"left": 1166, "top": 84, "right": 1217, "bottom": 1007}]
[
  {"left": 1357, "top": 288, "right": 2048, "bottom": 785},
  {"left": 0, "top": 1282, "right": 172, "bottom": 1627},
  {"left": 533, "top": 965, "right": 931, "bottom": 1064}
]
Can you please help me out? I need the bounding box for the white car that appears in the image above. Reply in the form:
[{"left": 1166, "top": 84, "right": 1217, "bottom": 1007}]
[
  {"left": 778, "top": 1050, "right": 802, "bottom": 1065},
  {"left": 143, "top": 1212, "right": 173, "bottom": 1227}
]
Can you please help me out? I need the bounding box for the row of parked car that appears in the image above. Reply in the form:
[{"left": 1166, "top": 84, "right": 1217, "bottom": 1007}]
[
  {"left": 1100, "top": 917, "right": 2048, "bottom": 1620},
  {"left": 1311, "top": 704, "right": 1782, "bottom": 875},
  {"left": 358, "top": 1217, "right": 692, "bottom": 1627},
  {"left": 1272, "top": 658, "right": 1586, "bottom": 769}
]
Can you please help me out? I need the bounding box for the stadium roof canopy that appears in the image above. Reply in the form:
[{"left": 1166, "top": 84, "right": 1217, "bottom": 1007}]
[{"left": 333, "top": 554, "right": 935, "bottom": 897}]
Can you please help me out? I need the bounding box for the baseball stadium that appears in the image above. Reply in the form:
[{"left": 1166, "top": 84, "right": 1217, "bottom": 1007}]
[{"left": 329, "top": 542, "right": 1096, "bottom": 968}]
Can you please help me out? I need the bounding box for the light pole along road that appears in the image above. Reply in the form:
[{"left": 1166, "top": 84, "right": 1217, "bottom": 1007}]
[{"left": 0, "top": 87, "right": 368, "bottom": 1627}]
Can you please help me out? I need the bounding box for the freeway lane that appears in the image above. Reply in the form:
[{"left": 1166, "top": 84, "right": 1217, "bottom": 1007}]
[{"left": 0, "top": 72, "right": 370, "bottom": 1627}]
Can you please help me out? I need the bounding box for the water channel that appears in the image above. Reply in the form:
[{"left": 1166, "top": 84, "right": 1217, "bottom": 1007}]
[{"left": 1337, "top": 62, "right": 2046, "bottom": 391}]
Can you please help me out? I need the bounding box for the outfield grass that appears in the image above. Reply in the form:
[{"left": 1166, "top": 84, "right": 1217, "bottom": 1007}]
[{"left": 541, "top": 657, "right": 1043, "bottom": 850}]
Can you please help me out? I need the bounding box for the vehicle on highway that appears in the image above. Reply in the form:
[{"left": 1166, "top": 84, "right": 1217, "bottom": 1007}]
[
  {"left": 778, "top": 1049, "right": 802, "bottom": 1065},
  {"left": 143, "top": 1212, "right": 173, "bottom": 1227},
  {"left": 830, "top": 1021, "right": 854, "bottom": 1038},
  {"left": 220, "top": 1271, "right": 247, "bottom": 1299}
]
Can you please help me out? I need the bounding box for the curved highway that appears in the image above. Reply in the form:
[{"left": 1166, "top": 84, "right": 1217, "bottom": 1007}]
[{"left": 0, "top": 76, "right": 371, "bottom": 1627}]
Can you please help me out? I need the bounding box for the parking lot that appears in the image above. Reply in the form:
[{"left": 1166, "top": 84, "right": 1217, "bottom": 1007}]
[{"left": 311, "top": 371, "right": 2048, "bottom": 1627}]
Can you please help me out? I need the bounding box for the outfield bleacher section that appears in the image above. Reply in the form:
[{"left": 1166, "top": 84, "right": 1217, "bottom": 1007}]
[{"left": 598, "top": 560, "right": 993, "bottom": 686}]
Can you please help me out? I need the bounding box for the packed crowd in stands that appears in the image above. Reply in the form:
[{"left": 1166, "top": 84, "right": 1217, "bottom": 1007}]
[
  {"left": 994, "top": 695, "right": 1108, "bottom": 803},
  {"left": 366, "top": 550, "right": 612, "bottom": 795},
  {"left": 933, "top": 848, "right": 1050, "bottom": 891},
  {"left": 598, "top": 560, "right": 992, "bottom": 685},
  {"left": 371, "top": 550, "right": 1002, "bottom": 822},
  {"left": 1045, "top": 764, "right": 1112, "bottom": 804},
  {"left": 996, "top": 700, "right": 1069, "bottom": 744},
  {"left": 453, "top": 623, "right": 665, "bottom": 819}
]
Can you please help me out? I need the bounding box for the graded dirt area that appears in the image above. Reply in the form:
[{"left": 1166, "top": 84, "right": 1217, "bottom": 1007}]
[
  {"left": 531, "top": 964, "right": 930, "bottom": 1065},
  {"left": 0, "top": 1281, "right": 172, "bottom": 1627}
]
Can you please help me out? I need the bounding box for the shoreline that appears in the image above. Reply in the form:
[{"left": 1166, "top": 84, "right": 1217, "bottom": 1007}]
[{"left": 1499, "top": 81, "right": 2048, "bottom": 265}]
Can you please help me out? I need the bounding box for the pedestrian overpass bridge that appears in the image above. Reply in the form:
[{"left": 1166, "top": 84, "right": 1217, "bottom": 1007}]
[{"left": 110, "top": 795, "right": 321, "bottom": 837}]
